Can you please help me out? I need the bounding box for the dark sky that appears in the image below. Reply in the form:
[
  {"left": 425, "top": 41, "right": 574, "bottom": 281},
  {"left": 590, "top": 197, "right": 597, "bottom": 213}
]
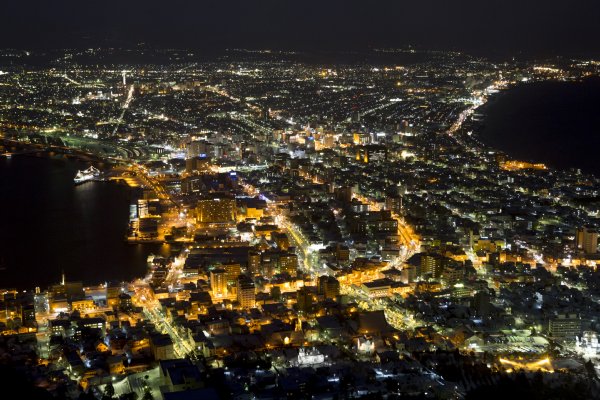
[{"left": 2, "top": 0, "right": 600, "bottom": 56}]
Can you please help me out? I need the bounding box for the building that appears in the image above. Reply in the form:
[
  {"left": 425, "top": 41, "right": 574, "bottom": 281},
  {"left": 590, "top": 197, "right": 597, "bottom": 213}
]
[
  {"left": 400, "top": 265, "right": 417, "bottom": 283},
  {"left": 442, "top": 265, "right": 464, "bottom": 286},
  {"left": 471, "top": 290, "right": 491, "bottom": 317},
  {"left": 297, "top": 286, "right": 316, "bottom": 313},
  {"left": 159, "top": 359, "right": 204, "bottom": 393},
  {"left": 278, "top": 252, "right": 298, "bottom": 276},
  {"left": 420, "top": 253, "right": 447, "bottom": 278},
  {"left": 210, "top": 268, "right": 227, "bottom": 299},
  {"left": 136, "top": 216, "right": 160, "bottom": 239},
  {"left": 151, "top": 334, "right": 175, "bottom": 360},
  {"left": 361, "top": 279, "right": 392, "bottom": 298},
  {"left": 317, "top": 276, "right": 340, "bottom": 299},
  {"left": 296, "top": 347, "right": 325, "bottom": 366},
  {"left": 236, "top": 275, "right": 256, "bottom": 309},
  {"left": 196, "top": 194, "right": 236, "bottom": 225},
  {"left": 549, "top": 312, "right": 582, "bottom": 340},
  {"left": 106, "top": 282, "right": 122, "bottom": 308},
  {"left": 186, "top": 140, "right": 210, "bottom": 159},
  {"left": 50, "top": 280, "right": 84, "bottom": 301},
  {"left": 221, "top": 263, "right": 241, "bottom": 285},
  {"left": 247, "top": 250, "right": 261, "bottom": 276},
  {"left": 137, "top": 199, "right": 149, "bottom": 218},
  {"left": 71, "top": 298, "right": 95, "bottom": 313},
  {"left": 118, "top": 293, "right": 133, "bottom": 310},
  {"left": 273, "top": 232, "right": 290, "bottom": 251},
  {"left": 576, "top": 227, "right": 598, "bottom": 254}
]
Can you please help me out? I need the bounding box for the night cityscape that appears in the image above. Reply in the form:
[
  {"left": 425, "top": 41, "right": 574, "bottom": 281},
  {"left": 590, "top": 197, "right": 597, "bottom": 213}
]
[{"left": 1, "top": 2, "right": 600, "bottom": 399}]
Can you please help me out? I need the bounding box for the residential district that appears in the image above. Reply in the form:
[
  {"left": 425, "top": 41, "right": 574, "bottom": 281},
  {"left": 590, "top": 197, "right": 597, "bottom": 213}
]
[{"left": 1, "top": 48, "right": 600, "bottom": 399}]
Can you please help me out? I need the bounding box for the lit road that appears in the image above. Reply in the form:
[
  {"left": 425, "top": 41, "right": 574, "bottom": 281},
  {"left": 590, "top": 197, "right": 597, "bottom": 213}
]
[
  {"left": 130, "top": 164, "right": 179, "bottom": 209},
  {"left": 112, "top": 84, "right": 135, "bottom": 136},
  {"left": 129, "top": 255, "right": 199, "bottom": 358},
  {"left": 353, "top": 193, "right": 421, "bottom": 261}
]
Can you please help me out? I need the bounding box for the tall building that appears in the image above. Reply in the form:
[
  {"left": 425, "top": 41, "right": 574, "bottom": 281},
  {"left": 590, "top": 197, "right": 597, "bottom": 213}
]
[
  {"left": 334, "top": 186, "right": 353, "bottom": 203},
  {"left": 576, "top": 227, "right": 598, "bottom": 254},
  {"left": 222, "top": 263, "right": 241, "bottom": 285},
  {"left": 297, "top": 286, "right": 316, "bottom": 313},
  {"left": 278, "top": 252, "right": 298, "bottom": 276},
  {"left": 137, "top": 199, "right": 149, "bottom": 218},
  {"left": 549, "top": 312, "right": 582, "bottom": 340},
  {"left": 248, "top": 250, "right": 261, "bottom": 276},
  {"left": 400, "top": 265, "right": 417, "bottom": 284},
  {"left": 471, "top": 290, "right": 491, "bottom": 317},
  {"left": 420, "top": 253, "right": 446, "bottom": 278},
  {"left": 196, "top": 194, "right": 236, "bottom": 225},
  {"left": 186, "top": 140, "right": 211, "bottom": 159},
  {"left": 317, "top": 276, "right": 340, "bottom": 299},
  {"left": 210, "top": 268, "right": 227, "bottom": 299},
  {"left": 260, "top": 251, "right": 277, "bottom": 279},
  {"left": 106, "top": 282, "right": 122, "bottom": 309},
  {"left": 236, "top": 275, "right": 256, "bottom": 309}
]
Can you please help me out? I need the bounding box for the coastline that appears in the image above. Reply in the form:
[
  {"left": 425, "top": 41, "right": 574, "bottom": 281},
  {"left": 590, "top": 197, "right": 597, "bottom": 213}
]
[
  {"left": 467, "top": 76, "right": 600, "bottom": 176},
  {"left": 0, "top": 153, "right": 168, "bottom": 291}
]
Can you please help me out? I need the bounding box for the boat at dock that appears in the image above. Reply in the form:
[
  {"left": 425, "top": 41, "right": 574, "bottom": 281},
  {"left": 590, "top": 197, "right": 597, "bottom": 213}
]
[{"left": 74, "top": 166, "right": 101, "bottom": 184}]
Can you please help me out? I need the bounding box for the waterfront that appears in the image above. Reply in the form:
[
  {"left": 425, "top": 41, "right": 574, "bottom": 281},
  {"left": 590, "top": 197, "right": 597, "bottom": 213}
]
[
  {"left": 0, "top": 155, "right": 169, "bottom": 289},
  {"left": 478, "top": 77, "right": 600, "bottom": 176}
]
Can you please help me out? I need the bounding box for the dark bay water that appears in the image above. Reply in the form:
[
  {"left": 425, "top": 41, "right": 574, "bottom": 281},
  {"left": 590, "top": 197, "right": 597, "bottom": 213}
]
[
  {"left": 0, "top": 155, "right": 169, "bottom": 290},
  {"left": 478, "top": 77, "right": 600, "bottom": 176}
]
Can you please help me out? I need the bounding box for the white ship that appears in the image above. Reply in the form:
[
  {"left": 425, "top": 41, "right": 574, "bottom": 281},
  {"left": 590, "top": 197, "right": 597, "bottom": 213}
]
[{"left": 74, "top": 166, "right": 101, "bottom": 184}]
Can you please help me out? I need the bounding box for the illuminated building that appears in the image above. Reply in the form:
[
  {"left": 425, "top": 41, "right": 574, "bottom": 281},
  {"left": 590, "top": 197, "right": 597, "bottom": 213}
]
[
  {"left": 247, "top": 250, "right": 261, "bottom": 275},
  {"left": 385, "top": 194, "right": 403, "bottom": 214},
  {"left": 353, "top": 132, "right": 369, "bottom": 145},
  {"left": 361, "top": 279, "right": 391, "bottom": 298},
  {"left": 357, "top": 337, "right": 375, "bottom": 354},
  {"left": 278, "top": 252, "right": 298, "bottom": 276},
  {"left": 260, "top": 251, "right": 277, "bottom": 278},
  {"left": 296, "top": 347, "right": 325, "bottom": 366},
  {"left": 297, "top": 286, "right": 316, "bottom": 313},
  {"left": 576, "top": 227, "right": 598, "bottom": 254},
  {"left": 118, "top": 293, "right": 132, "bottom": 310},
  {"left": 137, "top": 199, "right": 149, "bottom": 218},
  {"left": 221, "top": 262, "right": 241, "bottom": 285},
  {"left": 236, "top": 275, "right": 256, "bottom": 309},
  {"left": 50, "top": 278, "right": 84, "bottom": 301},
  {"left": 50, "top": 319, "right": 71, "bottom": 337},
  {"left": 196, "top": 194, "right": 236, "bottom": 225},
  {"left": 273, "top": 232, "right": 290, "bottom": 251},
  {"left": 71, "top": 298, "right": 95, "bottom": 313},
  {"left": 576, "top": 331, "right": 600, "bottom": 356},
  {"left": 245, "top": 206, "right": 263, "bottom": 220},
  {"left": 400, "top": 264, "right": 418, "bottom": 283},
  {"left": 210, "top": 268, "right": 227, "bottom": 299},
  {"left": 420, "top": 253, "right": 447, "bottom": 278},
  {"left": 185, "top": 156, "right": 211, "bottom": 174},
  {"left": 548, "top": 312, "right": 582, "bottom": 340},
  {"left": 334, "top": 243, "right": 350, "bottom": 262},
  {"left": 254, "top": 224, "right": 280, "bottom": 239},
  {"left": 317, "top": 275, "right": 340, "bottom": 299},
  {"left": 150, "top": 334, "right": 175, "bottom": 361},
  {"left": 441, "top": 264, "right": 464, "bottom": 286},
  {"left": 186, "top": 140, "right": 208, "bottom": 159}
]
